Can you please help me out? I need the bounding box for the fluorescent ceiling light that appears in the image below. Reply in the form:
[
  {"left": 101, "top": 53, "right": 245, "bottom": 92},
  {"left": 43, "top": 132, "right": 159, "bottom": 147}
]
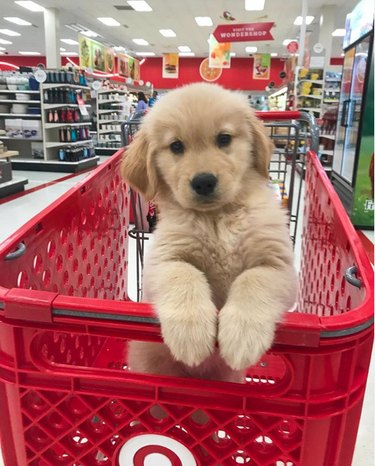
[
  {"left": 159, "top": 29, "right": 176, "bottom": 37},
  {"left": 61, "top": 38, "right": 79, "bottom": 45},
  {"left": 0, "top": 38, "right": 12, "bottom": 44},
  {"left": 283, "top": 39, "right": 294, "bottom": 45},
  {"left": 132, "top": 38, "right": 149, "bottom": 46},
  {"left": 19, "top": 50, "right": 41, "bottom": 55},
  {"left": 341, "top": 52, "right": 345, "bottom": 56},
  {"left": 178, "top": 45, "right": 191, "bottom": 52},
  {"left": 136, "top": 51, "right": 155, "bottom": 56},
  {"left": 14, "top": 1, "right": 44, "bottom": 12},
  {"left": 230, "top": 52, "right": 236, "bottom": 57},
  {"left": 332, "top": 28, "right": 346, "bottom": 36},
  {"left": 0, "top": 46, "right": 6, "bottom": 50},
  {"left": 179, "top": 52, "right": 195, "bottom": 56},
  {"left": 61, "top": 51, "right": 79, "bottom": 56},
  {"left": 0, "top": 29, "right": 21, "bottom": 36},
  {"left": 0, "top": 52, "right": 5, "bottom": 55},
  {"left": 97, "top": 17, "right": 120, "bottom": 27},
  {"left": 271, "top": 52, "right": 278, "bottom": 57},
  {"left": 60, "top": 47, "right": 66, "bottom": 51},
  {"left": 195, "top": 16, "right": 213, "bottom": 27},
  {"left": 245, "top": 0, "right": 265, "bottom": 11},
  {"left": 81, "top": 29, "right": 99, "bottom": 38},
  {"left": 127, "top": 1, "right": 152, "bottom": 12},
  {"left": 245, "top": 46, "right": 257, "bottom": 53},
  {"left": 4, "top": 17, "right": 32, "bottom": 26},
  {"left": 294, "top": 16, "right": 314, "bottom": 25}
]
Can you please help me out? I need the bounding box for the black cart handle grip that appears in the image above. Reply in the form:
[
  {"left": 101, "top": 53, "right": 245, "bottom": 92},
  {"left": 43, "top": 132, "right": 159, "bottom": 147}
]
[
  {"left": 345, "top": 266, "right": 363, "bottom": 289},
  {"left": 5, "top": 242, "right": 26, "bottom": 261}
]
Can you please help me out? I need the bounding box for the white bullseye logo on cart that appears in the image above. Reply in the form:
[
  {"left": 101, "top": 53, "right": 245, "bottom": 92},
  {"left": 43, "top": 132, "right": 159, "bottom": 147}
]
[{"left": 118, "top": 434, "right": 197, "bottom": 466}]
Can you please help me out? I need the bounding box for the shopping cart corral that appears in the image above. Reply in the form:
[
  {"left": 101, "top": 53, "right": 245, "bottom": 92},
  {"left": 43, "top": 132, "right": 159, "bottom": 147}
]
[{"left": 0, "top": 111, "right": 373, "bottom": 466}]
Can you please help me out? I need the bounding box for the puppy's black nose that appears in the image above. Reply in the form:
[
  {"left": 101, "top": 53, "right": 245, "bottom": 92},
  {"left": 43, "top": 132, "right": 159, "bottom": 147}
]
[{"left": 191, "top": 173, "right": 218, "bottom": 196}]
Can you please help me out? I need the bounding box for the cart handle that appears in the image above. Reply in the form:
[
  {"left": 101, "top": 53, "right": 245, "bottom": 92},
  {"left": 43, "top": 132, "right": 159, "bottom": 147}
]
[
  {"left": 345, "top": 266, "right": 363, "bottom": 289},
  {"left": 4, "top": 242, "right": 26, "bottom": 261},
  {"left": 255, "top": 111, "right": 302, "bottom": 120}
]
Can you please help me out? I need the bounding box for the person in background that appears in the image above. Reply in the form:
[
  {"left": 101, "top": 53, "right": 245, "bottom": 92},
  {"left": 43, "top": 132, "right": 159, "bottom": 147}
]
[
  {"left": 136, "top": 92, "right": 148, "bottom": 111},
  {"left": 148, "top": 90, "right": 159, "bottom": 108}
]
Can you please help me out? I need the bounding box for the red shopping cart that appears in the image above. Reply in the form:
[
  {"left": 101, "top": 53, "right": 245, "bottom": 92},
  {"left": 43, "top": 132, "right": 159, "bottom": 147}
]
[{"left": 0, "top": 111, "right": 373, "bottom": 466}]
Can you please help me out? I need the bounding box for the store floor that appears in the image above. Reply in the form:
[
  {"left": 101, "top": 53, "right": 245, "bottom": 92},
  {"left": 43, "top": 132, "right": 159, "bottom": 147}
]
[{"left": 0, "top": 165, "right": 373, "bottom": 466}]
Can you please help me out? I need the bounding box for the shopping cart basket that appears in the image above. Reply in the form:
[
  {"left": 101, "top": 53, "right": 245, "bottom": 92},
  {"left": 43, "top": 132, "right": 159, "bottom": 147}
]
[{"left": 0, "top": 111, "right": 373, "bottom": 466}]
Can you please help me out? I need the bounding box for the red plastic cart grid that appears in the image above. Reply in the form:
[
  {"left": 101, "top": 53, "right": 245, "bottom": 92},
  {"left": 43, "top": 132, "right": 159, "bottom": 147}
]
[{"left": 0, "top": 111, "right": 373, "bottom": 466}]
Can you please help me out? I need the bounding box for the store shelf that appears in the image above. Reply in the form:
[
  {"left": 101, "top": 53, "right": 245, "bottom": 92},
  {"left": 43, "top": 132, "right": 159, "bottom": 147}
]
[
  {"left": 11, "top": 156, "right": 99, "bottom": 173},
  {"left": 0, "top": 113, "right": 41, "bottom": 118},
  {"left": 325, "top": 90, "right": 340, "bottom": 93},
  {"left": 0, "top": 176, "right": 28, "bottom": 198},
  {"left": 42, "top": 83, "right": 90, "bottom": 90},
  {"left": 324, "top": 100, "right": 339, "bottom": 103},
  {"left": 98, "top": 89, "right": 127, "bottom": 94},
  {"left": 299, "top": 79, "right": 324, "bottom": 84},
  {"left": 98, "top": 109, "right": 118, "bottom": 114},
  {"left": 98, "top": 129, "right": 121, "bottom": 135},
  {"left": 0, "top": 89, "right": 40, "bottom": 94},
  {"left": 45, "top": 140, "right": 92, "bottom": 149},
  {"left": 321, "top": 150, "right": 334, "bottom": 155},
  {"left": 44, "top": 103, "right": 91, "bottom": 110},
  {"left": 325, "top": 78, "right": 342, "bottom": 82},
  {"left": 0, "top": 150, "right": 19, "bottom": 159},
  {"left": 0, "top": 99, "right": 40, "bottom": 104},
  {"left": 297, "top": 94, "right": 322, "bottom": 99},
  {"left": 0, "top": 137, "right": 42, "bottom": 142},
  {"left": 99, "top": 119, "right": 122, "bottom": 124},
  {"left": 45, "top": 122, "right": 91, "bottom": 129},
  {"left": 299, "top": 107, "right": 321, "bottom": 113},
  {"left": 98, "top": 99, "right": 125, "bottom": 105},
  {"left": 320, "top": 134, "right": 336, "bottom": 140}
]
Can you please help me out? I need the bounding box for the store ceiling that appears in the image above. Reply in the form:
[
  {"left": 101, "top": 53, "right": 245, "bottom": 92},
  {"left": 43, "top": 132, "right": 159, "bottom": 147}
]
[{"left": 0, "top": 0, "right": 358, "bottom": 59}]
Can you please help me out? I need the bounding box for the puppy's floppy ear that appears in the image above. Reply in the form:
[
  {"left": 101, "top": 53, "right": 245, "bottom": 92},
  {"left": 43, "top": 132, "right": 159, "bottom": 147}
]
[
  {"left": 250, "top": 115, "right": 274, "bottom": 179},
  {"left": 121, "top": 127, "right": 157, "bottom": 200}
]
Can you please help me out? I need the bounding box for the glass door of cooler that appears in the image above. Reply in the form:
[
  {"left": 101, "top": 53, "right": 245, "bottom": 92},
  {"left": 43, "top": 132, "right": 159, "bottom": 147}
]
[
  {"left": 341, "top": 35, "right": 371, "bottom": 183},
  {"left": 333, "top": 47, "right": 355, "bottom": 175}
]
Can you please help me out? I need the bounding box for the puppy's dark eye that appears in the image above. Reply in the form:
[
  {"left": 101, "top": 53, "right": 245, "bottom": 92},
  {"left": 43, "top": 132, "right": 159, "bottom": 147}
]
[
  {"left": 170, "top": 140, "right": 185, "bottom": 155},
  {"left": 217, "top": 133, "right": 232, "bottom": 148}
]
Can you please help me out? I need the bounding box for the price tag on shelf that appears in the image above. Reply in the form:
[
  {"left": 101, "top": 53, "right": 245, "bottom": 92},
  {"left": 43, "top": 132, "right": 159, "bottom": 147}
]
[{"left": 76, "top": 95, "right": 89, "bottom": 116}]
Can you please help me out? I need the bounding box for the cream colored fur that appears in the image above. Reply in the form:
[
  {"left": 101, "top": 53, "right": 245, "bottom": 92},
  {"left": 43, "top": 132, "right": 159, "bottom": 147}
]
[{"left": 121, "top": 83, "right": 297, "bottom": 382}]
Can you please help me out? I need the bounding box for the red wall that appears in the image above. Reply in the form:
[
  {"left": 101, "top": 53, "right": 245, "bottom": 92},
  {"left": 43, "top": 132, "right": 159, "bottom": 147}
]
[{"left": 140, "top": 57, "right": 285, "bottom": 90}]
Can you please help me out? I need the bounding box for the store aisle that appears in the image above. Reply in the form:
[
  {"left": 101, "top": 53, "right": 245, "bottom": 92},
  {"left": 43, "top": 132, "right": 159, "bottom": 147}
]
[{"left": 0, "top": 173, "right": 373, "bottom": 466}]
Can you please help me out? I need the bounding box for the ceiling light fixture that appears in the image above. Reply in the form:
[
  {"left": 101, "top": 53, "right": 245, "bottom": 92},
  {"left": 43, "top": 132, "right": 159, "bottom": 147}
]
[
  {"left": 0, "top": 61, "right": 19, "bottom": 69},
  {"left": 132, "top": 38, "right": 149, "bottom": 45},
  {"left": 139, "top": 58, "right": 146, "bottom": 65},
  {"left": 19, "top": 50, "right": 41, "bottom": 55},
  {"left": 179, "top": 52, "right": 195, "bottom": 56},
  {"left": 60, "top": 47, "right": 66, "bottom": 51},
  {"left": 61, "top": 38, "right": 79, "bottom": 45},
  {"left": 178, "top": 45, "right": 191, "bottom": 52},
  {"left": 230, "top": 52, "right": 236, "bottom": 57},
  {"left": 245, "top": 0, "right": 265, "bottom": 11},
  {"left": 332, "top": 28, "right": 346, "bottom": 36},
  {"left": 245, "top": 46, "right": 257, "bottom": 53},
  {"left": 0, "top": 29, "right": 21, "bottom": 36},
  {"left": 61, "top": 51, "right": 79, "bottom": 56},
  {"left": 127, "top": 1, "right": 152, "bottom": 12},
  {"left": 97, "top": 17, "right": 121, "bottom": 27},
  {"left": 14, "top": 1, "right": 44, "bottom": 12},
  {"left": 195, "top": 16, "right": 213, "bottom": 27},
  {"left": 0, "top": 46, "right": 6, "bottom": 50},
  {"left": 271, "top": 52, "right": 278, "bottom": 56},
  {"left": 136, "top": 51, "right": 155, "bottom": 56},
  {"left": 4, "top": 17, "right": 32, "bottom": 26},
  {"left": 81, "top": 29, "right": 99, "bottom": 38},
  {"left": 0, "top": 38, "right": 12, "bottom": 45},
  {"left": 159, "top": 29, "right": 176, "bottom": 37},
  {"left": 294, "top": 16, "right": 314, "bottom": 25}
]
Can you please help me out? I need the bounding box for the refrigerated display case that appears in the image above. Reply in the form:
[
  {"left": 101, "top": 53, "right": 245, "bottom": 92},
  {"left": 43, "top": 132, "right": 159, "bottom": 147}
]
[{"left": 332, "top": 0, "right": 374, "bottom": 229}]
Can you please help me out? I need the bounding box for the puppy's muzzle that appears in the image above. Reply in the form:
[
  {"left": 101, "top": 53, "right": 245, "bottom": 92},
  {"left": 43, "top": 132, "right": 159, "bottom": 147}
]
[{"left": 191, "top": 173, "right": 218, "bottom": 197}]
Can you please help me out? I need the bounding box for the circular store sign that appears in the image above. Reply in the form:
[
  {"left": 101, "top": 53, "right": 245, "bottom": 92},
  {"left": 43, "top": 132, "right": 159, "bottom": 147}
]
[
  {"left": 313, "top": 42, "right": 324, "bottom": 54},
  {"left": 118, "top": 434, "right": 197, "bottom": 466},
  {"left": 34, "top": 69, "right": 47, "bottom": 83},
  {"left": 286, "top": 41, "right": 299, "bottom": 54}
]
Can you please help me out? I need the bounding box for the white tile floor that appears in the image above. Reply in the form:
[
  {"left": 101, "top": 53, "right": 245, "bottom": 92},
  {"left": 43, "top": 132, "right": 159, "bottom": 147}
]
[{"left": 0, "top": 166, "right": 373, "bottom": 466}]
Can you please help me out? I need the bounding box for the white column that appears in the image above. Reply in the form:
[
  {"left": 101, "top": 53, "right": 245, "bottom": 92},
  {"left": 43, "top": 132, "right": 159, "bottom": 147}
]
[
  {"left": 298, "top": 0, "right": 308, "bottom": 67},
  {"left": 44, "top": 8, "right": 60, "bottom": 68},
  {"left": 319, "top": 6, "right": 336, "bottom": 70}
]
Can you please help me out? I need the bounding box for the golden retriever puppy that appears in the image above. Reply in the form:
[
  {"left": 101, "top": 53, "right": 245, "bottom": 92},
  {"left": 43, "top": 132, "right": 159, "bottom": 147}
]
[{"left": 121, "top": 83, "right": 297, "bottom": 382}]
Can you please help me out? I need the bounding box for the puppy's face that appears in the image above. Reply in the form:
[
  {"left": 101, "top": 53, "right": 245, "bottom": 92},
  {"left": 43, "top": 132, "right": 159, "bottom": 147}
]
[{"left": 121, "top": 83, "right": 272, "bottom": 211}]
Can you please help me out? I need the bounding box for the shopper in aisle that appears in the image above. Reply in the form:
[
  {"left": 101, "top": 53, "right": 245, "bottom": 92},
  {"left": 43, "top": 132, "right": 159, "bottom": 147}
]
[
  {"left": 148, "top": 90, "right": 159, "bottom": 108},
  {"left": 136, "top": 92, "right": 148, "bottom": 112}
]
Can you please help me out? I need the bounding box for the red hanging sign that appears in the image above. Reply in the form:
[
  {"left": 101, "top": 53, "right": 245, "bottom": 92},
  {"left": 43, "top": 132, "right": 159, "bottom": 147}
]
[{"left": 213, "top": 22, "right": 274, "bottom": 42}]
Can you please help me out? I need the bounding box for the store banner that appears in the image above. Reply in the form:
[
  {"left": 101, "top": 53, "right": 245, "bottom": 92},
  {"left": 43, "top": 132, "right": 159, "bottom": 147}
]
[
  {"left": 209, "top": 34, "right": 231, "bottom": 68},
  {"left": 253, "top": 53, "right": 271, "bottom": 80},
  {"left": 79, "top": 35, "right": 92, "bottom": 69},
  {"left": 105, "top": 48, "right": 115, "bottom": 73},
  {"left": 118, "top": 54, "right": 141, "bottom": 81},
  {"left": 162, "top": 53, "right": 179, "bottom": 79},
  {"left": 213, "top": 22, "right": 274, "bottom": 42},
  {"left": 79, "top": 35, "right": 114, "bottom": 73}
]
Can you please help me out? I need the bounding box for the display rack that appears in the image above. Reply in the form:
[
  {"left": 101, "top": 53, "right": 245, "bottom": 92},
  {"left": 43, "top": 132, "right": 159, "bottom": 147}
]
[
  {"left": 319, "top": 71, "right": 342, "bottom": 174},
  {"left": 95, "top": 88, "right": 126, "bottom": 156},
  {"left": 294, "top": 66, "right": 324, "bottom": 118},
  {"left": 268, "top": 86, "right": 287, "bottom": 111},
  {"left": 0, "top": 149, "right": 28, "bottom": 198}
]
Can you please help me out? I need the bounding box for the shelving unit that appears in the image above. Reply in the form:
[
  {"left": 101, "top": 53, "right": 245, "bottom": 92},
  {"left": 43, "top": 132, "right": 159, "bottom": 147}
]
[
  {"left": 0, "top": 149, "right": 28, "bottom": 198},
  {"left": 294, "top": 67, "right": 324, "bottom": 118},
  {"left": 96, "top": 88, "right": 126, "bottom": 156},
  {"left": 269, "top": 87, "right": 287, "bottom": 111}
]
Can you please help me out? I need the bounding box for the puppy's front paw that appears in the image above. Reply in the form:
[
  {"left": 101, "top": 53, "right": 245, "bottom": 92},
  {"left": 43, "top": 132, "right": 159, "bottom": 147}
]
[
  {"left": 160, "top": 303, "right": 217, "bottom": 367},
  {"left": 218, "top": 304, "right": 275, "bottom": 370}
]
